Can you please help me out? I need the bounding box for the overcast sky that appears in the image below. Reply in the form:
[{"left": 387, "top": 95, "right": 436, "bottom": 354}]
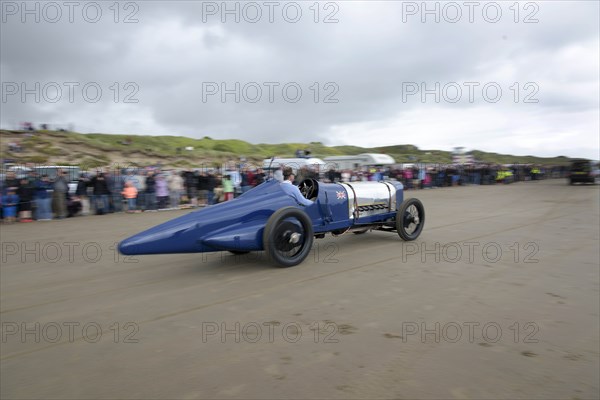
[{"left": 1, "top": 1, "right": 599, "bottom": 159}]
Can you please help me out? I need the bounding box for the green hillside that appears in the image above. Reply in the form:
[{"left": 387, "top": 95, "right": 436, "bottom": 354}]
[{"left": 0, "top": 129, "right": 574, "bottom": 168}]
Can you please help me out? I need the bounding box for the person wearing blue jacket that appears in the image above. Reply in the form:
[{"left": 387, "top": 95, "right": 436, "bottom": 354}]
[
  {"left": 2, "top": 188, "right": 19, "bottom": 223},
  {"left": 35, "top": 175, "right": 54, "bottom": 220}
]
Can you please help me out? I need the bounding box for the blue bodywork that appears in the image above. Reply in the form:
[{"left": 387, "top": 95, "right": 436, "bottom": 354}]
[{"left": 119, "top": 179, "right": 404, "bottom": 256}]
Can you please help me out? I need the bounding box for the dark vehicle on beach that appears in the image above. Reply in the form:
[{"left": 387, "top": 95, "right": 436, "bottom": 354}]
[{"left": 568, "top": 159, "right": 597, "bottom": 185}]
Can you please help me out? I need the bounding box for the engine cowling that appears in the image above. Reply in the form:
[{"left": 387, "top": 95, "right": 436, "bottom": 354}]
[{"left": 339, "top": 181, "right": 403, "bottom": 219}]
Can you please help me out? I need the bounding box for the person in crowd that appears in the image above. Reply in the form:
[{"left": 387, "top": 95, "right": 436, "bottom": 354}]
[
  {"left": 131, "top": 170, "right": 145, "bottom": 211},
  {"left": 247, "top": 168, "right": 256, "bottom": 189},
  {"left": 295, "top": 166, "right": 309, "bottom": 184},
  {"left": 445, "top": 167, "right": 454, "bottom": 186},
  {"left": 213, "top": 175, "right": 224, "bottom": 203},
  {"left": 428, "top": 168, "right": 439, "bottom": 188},
  {"left": 341, "top": 169, "right": 351, "bottom": 182},
  {"left": 3, "top": 171, "right": 19, "bottom": 195},
  {"left": 76, "top": 174, "right": 90, "bottom": 215},
  {"left": 254, "top": 168, "right": 265, "bottom": 186},
  {"left": 52, "top": 169, "right": 68, "bottom": 219},
  {"left": 197, "top": 171, "right": 208, "bottom": 206},
  {"left": 17, "top": 177, "right": 35, "bottom": 222},
  {"left": 88, "top": 169, "right": 100, "bottom": 212},
  {"left": 418, "top": 167, "right": 426, "bottom": 189},
  {"left": 155, "top": 174, "right": 169, "bottom": 209},
  {"left": 144, "top": 170, "right": 157, "bottom": 211},
  {"left": 122, "top": 181, "right": 138, "bottom": 213},
  {"left": 2, "top": 188, "right": 19, "bottom": 223},
  {"left": 241, "top": 168, "right": 255, "bottom": 193},
  {"left": 107, "top": 169, "right": 124, "bottom": 213},
  {"left": 411, "top": 166, "right": 419, "bottom": 188},
  {"left": 206, "top": 171, "right": 217, "bottom": 205},
  {"left": 183, "top": 169, "right": 197, "bottom": 207},
  {"left": 402, "top": 168, "right": 412, "bottom": 189},
  {"left": 423, "top": 169, "right": 432, "bottom": 188},
  {"left": 326, "top": 167, "right": 336, "bottom": 183},
  {"left": 167, "top": 170, "right": 183, "bottom": 209},
  {"left": 222, "top": 175, "right": 234, "bottom": 201},
  {"left": 90, "top": 172, "right": 110, "bottom": 215},
  {"left": 35, "top": 174, "right": 53, "bottom": 220},
  {"left": 372, "top": 168, "right": 383, "bottom": 182},
  {"left": 66, "top": 192, "right": 82, "bottom": 217}
]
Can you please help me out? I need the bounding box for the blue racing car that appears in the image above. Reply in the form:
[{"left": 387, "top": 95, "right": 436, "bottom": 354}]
[{"left": 119, "top": 178, "right": 425, "bottom": 267}]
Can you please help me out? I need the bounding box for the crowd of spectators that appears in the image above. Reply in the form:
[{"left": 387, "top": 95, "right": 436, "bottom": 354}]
[
  {"left": 0, "top": 163, "right": 568, "bottom": 223},
  {"left": 321, "top": 163, "right": 562, "bottom": 187},
  {"left": 0, "top": 167, "right": 268, "bottom": 223}
]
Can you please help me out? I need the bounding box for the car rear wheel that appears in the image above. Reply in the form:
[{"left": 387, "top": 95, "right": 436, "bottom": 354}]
[
  {"left": 396, "top": 198, "right": 425, "bottom": 241},
  {"left": 263, "top": 207, "right": 314, "bottom": 267}
]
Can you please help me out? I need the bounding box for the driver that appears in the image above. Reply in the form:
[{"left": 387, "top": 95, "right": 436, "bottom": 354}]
[{"left": 281, "top": 167, "right": 314, "bottom": 207}]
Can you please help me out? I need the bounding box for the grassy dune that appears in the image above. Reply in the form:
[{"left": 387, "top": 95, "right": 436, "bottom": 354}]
[{"left": 0, "top": 129, "right": 572, "bottom": 167}]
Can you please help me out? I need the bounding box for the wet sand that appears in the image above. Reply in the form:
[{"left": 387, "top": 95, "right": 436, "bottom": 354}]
[{"left": 1, "top": 179, "right": 598, "bottom": 399}]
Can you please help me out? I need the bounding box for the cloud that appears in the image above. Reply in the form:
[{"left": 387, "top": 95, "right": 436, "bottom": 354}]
[{"left": 1, "top": 1, "right": 598, "bottom": 159}]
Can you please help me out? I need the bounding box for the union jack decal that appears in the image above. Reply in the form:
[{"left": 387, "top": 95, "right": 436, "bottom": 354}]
[{"left": 336, "top": 191, "right": 346, "bottom": 200}]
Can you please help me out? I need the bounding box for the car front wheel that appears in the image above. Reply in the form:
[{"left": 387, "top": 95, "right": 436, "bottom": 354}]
[{"left": 263, "top": 207, "right": 314, "bottom": 267}]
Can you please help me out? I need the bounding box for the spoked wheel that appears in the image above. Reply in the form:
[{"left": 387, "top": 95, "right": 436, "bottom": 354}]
[
  {"left": 396, "top": 198, "right": 425, "bottom": 241},
  {"left": 263, "top": 207, "right": 314, "bottom": 267}
]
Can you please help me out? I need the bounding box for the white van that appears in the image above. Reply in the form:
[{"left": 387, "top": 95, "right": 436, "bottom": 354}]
[
  {"left": 323, "top": 153, "right": 396, "bottom": 170},
  {"left": 262, "top": 157, "right": 327, "bottom": 173}
]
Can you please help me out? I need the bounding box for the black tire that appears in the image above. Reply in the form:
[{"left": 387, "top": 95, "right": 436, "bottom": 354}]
[
  {"left": 396, "top": 198, "right": 425, "bottom": 241},
  {"left": 263, "top": 207, "right": 314, "bottom": 267}
]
